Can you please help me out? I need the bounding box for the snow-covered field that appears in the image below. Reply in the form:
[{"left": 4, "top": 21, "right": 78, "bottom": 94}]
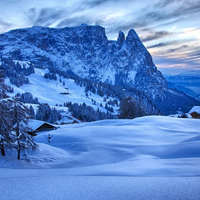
[
  {"left": 0, "top": 176, "right": 199, "bottom": 200},
  {"left": 1, "top": 116, "right": 200, "bottom": 199}
]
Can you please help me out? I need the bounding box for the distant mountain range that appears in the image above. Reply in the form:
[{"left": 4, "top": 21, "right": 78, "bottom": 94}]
[
  {"left": 164, "top": 71, "right": 200, "bottom": 100},
  {"left": 0, "top": 24, "right": 199, "bottom": 115},
  {"left": 165, "top": 70, "right": 200, "bottom": 88}
]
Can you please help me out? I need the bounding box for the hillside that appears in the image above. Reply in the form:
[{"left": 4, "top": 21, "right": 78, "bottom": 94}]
[
  {"left": 6, "top": 68, "right": 111, "bottom": 111},
  {"left": 4, "top": 67, "right": 118, "bottom": 122}
]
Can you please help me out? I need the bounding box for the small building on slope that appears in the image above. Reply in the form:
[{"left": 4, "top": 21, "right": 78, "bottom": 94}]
[
  {"left": 27, "top": 119, "right": 57, "bottom": 136},
  {"left": 189, "top": 106, "right": 200, "bottom": 119}
]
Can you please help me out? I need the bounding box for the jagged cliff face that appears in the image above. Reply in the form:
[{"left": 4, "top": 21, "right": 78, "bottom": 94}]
[
  {"left": 0, "top": 24, "right": 199, "bottom": 114},
  {"left": 0, "top": 24, "right": 168, "bottom": 99}
]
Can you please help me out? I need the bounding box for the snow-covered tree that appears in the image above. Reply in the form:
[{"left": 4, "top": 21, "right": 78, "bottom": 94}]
[
  {"left": 15, "top": 92, "right": 39, "bottom": 104},
  {"left": 66, "top": 101, "right": 115, "bottom": 122},
  {"left": 29, "top": 105, "right": 35, "bottom": 119},
  {"left": 12, "top": 99, "right": 37, "bottom": 160},
  {"left": 0, "top": 71, "right": 13, "bottom": 156},
  {"left": 0, "top": 69, "right": 36, "bottom": 159},
  {"left": 0, "top": 57, "right": 34, "bottom": 87},
  {"left": 0, "top": 99, "right": 13, "bottom": 156},
  {"left": 35, "top": 103, "right": 61, "bottom": 123}
]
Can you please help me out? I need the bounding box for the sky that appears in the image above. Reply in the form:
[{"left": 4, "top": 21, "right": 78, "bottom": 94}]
[{"left": 0, "top": 0, "right": 200, "bottom": 75}]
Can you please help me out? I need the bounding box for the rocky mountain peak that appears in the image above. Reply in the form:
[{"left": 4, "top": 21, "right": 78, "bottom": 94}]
[
  {"left": 127, "top": 29, "right": 139, "bottom": 39},
  {"left": 117, "top": 31, "right": 125, "bottom": 45}
]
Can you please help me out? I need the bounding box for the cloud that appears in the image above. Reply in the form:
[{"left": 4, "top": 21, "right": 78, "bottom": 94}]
[
  {"left": 140, "top": 31, "right": 172, "bottom": 42},
  {"left": 56, "top": 16, "right": 93, "bottom": 28},
  {"left": 156, "top": 45, "right": 200, "bottom": 58},
  {"left": 130, "top": 0, "right": 200, "bottom": 31},
  {"left": 0, "top": 18, "right": 12, "bottom": 28},
  {"left": 25, "top": 1, "right": 119, "bottom": 29},
  {"left": 81, "top": 0, "right": 138, "bottom": 9},
  {"left": 33, "top": 8, "right": 66, "bottom": 27},
  {"left": 154, "top": 54, "right": 200, "bottom": 74},
  {"left": 0, "top": 18, "right": 12, "bottom": 33},
  {"left": 147, "top": 42, "right": 172, "bottom": 49},
  {"left": 147, "top": 38, "right": 195, "bottom": 49},
  {"left": 165, "top": 45, "right": 189, "bottom": 54},
  {"left": 26, "top": 8, "right": 37, "bottom": 23},
  {"left": 181, "top": 49, "right": 200, "bottom": 64},
  {"left": 155, "top": 0, "right": 176, "bottom": 8},
  {"left": 153, "top": 45, "right": 200, "bottom": 72},
  {"left": 81, "top": 0, "right": 110, "bottom": 9},
  {"left": 174, "top": 0, "right": 200, "bottom": 16},
  {"left": 105, "top": 22, "right": 148, "bottom": 35}
]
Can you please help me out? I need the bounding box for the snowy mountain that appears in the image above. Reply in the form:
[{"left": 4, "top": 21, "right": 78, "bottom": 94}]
[
  {"left": 0, "top": 25, "right": 165, "bottom": 89},
  {"left": 0, "top": 24, "right": 199, "bottom": 114}
]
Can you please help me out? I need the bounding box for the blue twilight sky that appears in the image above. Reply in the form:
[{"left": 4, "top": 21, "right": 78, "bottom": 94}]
[{"left": 0, "top": 0, "right": 200, "bottom": 75}]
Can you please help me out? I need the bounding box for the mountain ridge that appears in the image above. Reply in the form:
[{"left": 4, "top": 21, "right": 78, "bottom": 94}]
[
  {"left": 0, "top": 24, "right": 199, "bottom": 115},
  {"left": 0, "top": 24, "right": 167, "bottom": 96}
]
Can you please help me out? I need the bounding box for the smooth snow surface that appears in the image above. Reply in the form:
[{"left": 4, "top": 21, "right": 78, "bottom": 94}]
[
  {"left": 1, "top": 116, "right": 200, "bottom": 176},
  {"left": 0, "top": 177, "right": 199, "bottom": 200},
  {"left": 1, "top": 116, "right": 200, "bottom": 199}
]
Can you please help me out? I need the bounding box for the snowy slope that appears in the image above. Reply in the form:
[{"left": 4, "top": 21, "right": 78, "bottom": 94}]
[
  {"left": 1, "top": 116, "right": 200, "bottom": 177},
  {"left": 5, "top": 68, "right": 118, "bottom": 114},
  {"left": 1, "top": 116, "right": 200, "bottom": 199}
]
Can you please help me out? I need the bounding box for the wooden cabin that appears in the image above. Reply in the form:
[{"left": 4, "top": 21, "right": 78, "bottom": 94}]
[
  {"left": 27, "top": 119, "right": 57, "bottom": 136},
  {"left": 189, "top": 106, "right": 200, "bottom": 119}
]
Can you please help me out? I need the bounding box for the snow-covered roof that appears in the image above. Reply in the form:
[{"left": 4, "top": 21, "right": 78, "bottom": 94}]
[
  {"left": 27, "top": 119, "right": 55, "bottom": 131},
  {"left": 189, "top": 106, "right": 200, "bottom": 114}
]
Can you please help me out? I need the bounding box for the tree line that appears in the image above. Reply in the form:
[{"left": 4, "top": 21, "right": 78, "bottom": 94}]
[
  {"left": 64, "top": 102, "right": 115, "bottom": 122},
  {"left": 45, "top": 67, "right": 159, "bottom": 117},
  {"left": 0, "top": 56, "right": 35, "bottom": 87},
  {"left": 15, "top": 92, "right": 62, "bottom": 124}
]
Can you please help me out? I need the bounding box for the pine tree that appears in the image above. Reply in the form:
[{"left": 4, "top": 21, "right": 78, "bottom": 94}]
[
  {"left": 0, "top": 99, "right": 13, "bottom": 156},
  {"left": 29, "top": 105, "right": 35, "bottom": 119},
  {"left": 0, "top": 70, "right": 8, "bottom": 99},
  {"left": 118, "top": 96, "right": 146, "bottom": 119},
  {"left": 0, "top": 71, "right": 12, "bottom": 156},
  {"left": 12, "top": 99, "right": 37, "bottom": 160},
  {"left": 36, "top": 103, "right": 61, "bottom": 123}
]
